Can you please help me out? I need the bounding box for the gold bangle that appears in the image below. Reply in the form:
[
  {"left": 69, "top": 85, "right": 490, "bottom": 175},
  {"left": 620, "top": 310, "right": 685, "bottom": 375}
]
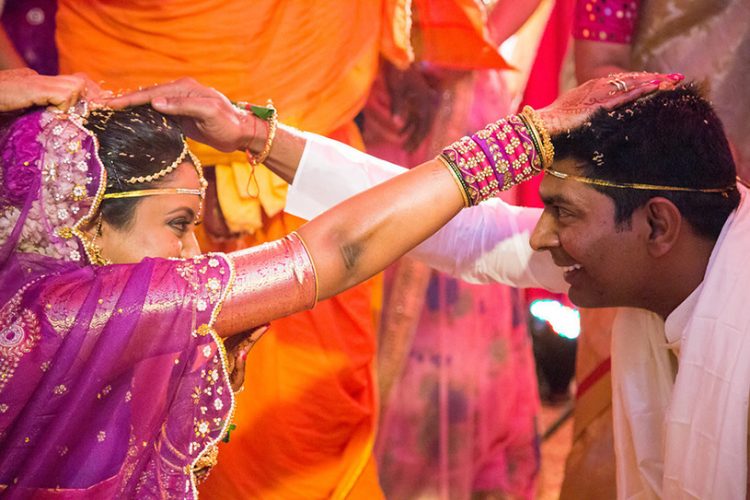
[
  {"left": 517, "top": 114, "right": 544, "bottom": 172},
  {"left": 245, "top": 100, "right": 278, "bottom": 167},
  {"left": 522, "top": 105, "right": 554, "bottom": 168},
  {"left": 290, "top": 231, "right": 319, "bottom": 306},
  {"left": 436, "top": 154, "right": 470, "bottom": 207}
]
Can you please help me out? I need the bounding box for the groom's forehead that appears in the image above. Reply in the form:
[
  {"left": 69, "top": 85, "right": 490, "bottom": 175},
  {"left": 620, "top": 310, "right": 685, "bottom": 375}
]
[{"left": 538, "top": 159, "right": 599, "bottom": 204}]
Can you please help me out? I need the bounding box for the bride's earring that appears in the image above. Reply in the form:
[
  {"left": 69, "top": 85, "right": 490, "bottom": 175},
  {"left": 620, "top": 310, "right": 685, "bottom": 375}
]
[{"left": 83, "top": 214, "right": 112, "bottom": 266}]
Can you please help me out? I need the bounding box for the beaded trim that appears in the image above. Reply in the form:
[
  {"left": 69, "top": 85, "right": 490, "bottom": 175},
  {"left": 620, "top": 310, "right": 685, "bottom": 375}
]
[
  {"left": 103, "top": 147, "right": 209, "bottom": 224},
  {"left": 520, "top": 106, "right": 554, "bottom": 169},
  {"left": 122, "top": 140, "right": 191, "bottom": 184}
]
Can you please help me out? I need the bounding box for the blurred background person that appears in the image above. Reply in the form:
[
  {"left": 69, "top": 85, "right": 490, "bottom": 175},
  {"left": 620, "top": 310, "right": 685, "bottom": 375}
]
[
  {"left": 361, "top": 1, "right": 555, "bottom": 498},
  {"left": 0, "top": 0, "right": 57, "bottom": 74},
  {"left": 52, "top": 1, "right": 414, "bottom": 497}
]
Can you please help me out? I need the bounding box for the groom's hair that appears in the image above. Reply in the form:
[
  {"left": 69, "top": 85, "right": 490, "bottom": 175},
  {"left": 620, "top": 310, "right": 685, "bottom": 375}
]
[{"left": 552, "top": 84, "right": 739, "bottom": 240}]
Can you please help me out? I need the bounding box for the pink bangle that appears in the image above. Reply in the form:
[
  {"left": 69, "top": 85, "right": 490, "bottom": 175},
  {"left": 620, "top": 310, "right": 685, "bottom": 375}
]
[
  {"left": 222, "top": 232, "right": 318, "bottom": 331},
  {"left": 440, "top": 113, "right": 544, "bottom": 205}
]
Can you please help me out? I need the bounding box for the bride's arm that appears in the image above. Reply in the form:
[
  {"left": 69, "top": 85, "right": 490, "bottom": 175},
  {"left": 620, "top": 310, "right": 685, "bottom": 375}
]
[
  {"left": 106, "top": 73, "right": 681, "bottom": 336},
  {"left": 215, "top": 157, "right": 464, "bottom": 334}
]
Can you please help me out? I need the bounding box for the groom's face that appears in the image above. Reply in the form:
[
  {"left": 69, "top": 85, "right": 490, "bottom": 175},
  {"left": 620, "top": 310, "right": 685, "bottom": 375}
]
[{"left": 530, "top": 158, "right": 651, "bottom": 309}]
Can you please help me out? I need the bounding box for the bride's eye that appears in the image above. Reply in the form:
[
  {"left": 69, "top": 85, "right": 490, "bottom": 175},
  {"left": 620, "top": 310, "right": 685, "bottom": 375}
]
[{"left": 169, "top": 217, "right": 191, "bottom": 234}]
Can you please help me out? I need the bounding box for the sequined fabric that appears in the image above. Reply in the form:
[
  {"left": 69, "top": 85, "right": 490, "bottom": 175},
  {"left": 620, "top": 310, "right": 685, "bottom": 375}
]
[
  {"left": 0, "top": 107, "right": 234, "bottom": 498},
  {"left": 573, "top": 0, "right": 639, "bottom": 44}
]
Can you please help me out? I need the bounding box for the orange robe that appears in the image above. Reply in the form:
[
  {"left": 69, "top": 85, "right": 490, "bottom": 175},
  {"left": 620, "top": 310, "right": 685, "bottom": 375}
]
[{"left": 56, "top": 2, "right": 413, "bottom": 497}]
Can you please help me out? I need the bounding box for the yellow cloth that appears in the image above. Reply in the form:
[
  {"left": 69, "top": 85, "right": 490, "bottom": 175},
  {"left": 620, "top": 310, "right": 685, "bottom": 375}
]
[{"left": 55, "top": 1, "right": 410, "bottom": 497}]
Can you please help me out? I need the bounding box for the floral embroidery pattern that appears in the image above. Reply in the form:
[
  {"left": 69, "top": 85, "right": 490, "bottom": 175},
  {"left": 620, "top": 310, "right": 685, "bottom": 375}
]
[{"left": 0, "top": 291, "right": 41, "bottom": 395}]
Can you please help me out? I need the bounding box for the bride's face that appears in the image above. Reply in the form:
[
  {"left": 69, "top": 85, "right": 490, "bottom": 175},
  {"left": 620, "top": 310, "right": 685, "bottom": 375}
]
[{"left": 97, "top": 163, "right": 203, "bottom": 263}]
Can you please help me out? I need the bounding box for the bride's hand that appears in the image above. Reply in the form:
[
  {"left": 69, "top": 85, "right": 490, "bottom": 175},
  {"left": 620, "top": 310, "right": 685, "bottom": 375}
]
[
  {"left": 224, "top": 324, "right": 270, "bottom": 393},
  {"left": 0, "top": 69, "right": 98, "bottom": 112},
  {"left": 538, "top": 72, "right": 684, "bottom": 135},
  {"left": 101, "top": 78, "right": 262, "bottom": 153}
]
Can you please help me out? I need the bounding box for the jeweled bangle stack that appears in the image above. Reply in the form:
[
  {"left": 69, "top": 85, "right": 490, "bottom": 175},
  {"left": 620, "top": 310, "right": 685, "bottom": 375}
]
[{"left": 439, "top": 108, "right": 553, "bottom": 206}]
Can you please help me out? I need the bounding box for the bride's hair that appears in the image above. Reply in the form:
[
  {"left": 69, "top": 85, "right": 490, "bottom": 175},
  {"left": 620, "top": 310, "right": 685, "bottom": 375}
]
[{"left": 85, "top": 105, "right": 188, "bottom": 229}]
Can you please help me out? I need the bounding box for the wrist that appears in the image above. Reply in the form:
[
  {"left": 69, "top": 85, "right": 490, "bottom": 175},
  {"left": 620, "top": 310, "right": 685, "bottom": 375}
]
[
  {"left": 535, "top": 108, "right": 563, "bottom": 136},
  {"left": 237, "top": 111, "right": 263, "bottom": 152}
]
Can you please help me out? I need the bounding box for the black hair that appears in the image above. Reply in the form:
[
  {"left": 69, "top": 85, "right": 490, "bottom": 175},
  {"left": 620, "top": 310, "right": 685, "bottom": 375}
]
[
  {"left": 551, "top": 84, "right": 739, "bottom": 240},
  {"left": 84, "top": 105, "right": 186, "bottom": 229}
]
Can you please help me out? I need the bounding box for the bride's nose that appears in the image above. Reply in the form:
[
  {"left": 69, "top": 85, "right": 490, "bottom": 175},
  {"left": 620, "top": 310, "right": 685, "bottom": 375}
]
[{"left": 181, "top": 233, "right": 202, "bottom": 258}]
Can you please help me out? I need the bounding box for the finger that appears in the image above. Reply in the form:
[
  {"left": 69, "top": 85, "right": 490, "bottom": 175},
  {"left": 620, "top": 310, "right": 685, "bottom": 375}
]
[
  {"left": 598, "top": 72, "right": 683, "bottom": 109},
  {"left": 36, "top": 76, "right": 85, "bottom": 110},
  {"left": 61, "top": 75, "right": 87, "bottom": 110},
  {"left": 150, "top": 95, "right": 222, "bottom": 119},
  {"left": 628, "top": 73, "right": 684, "bottom": 96},
  {"left": 74, "top": 73, "right": 113, "bottom": 102},
  {"left": 103, "top": 78, "right": 199, "bottom": 109},
  {"left": 0, "top": 67, "right": 37, "bottom": 79}
]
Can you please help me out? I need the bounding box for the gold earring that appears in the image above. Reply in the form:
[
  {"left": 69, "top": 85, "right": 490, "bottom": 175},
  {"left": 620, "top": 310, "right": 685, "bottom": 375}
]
[{"left": 83, "top": 214, "right": 112, "bottom": 266}]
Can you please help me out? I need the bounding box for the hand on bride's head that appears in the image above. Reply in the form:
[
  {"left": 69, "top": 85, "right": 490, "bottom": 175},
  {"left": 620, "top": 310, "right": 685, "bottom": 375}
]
[
  {"left": 0, "top": 69, "right": 104, "bottom": 112},
  {"left": 101, "top": 77, "right": 256, "bottom": 153}
]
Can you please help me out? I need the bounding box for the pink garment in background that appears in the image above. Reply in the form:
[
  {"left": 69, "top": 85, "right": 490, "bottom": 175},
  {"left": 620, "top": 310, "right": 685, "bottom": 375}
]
[
  {"left": 364, "top": 64, "right": 540, "bottom": 498},
  {"left": 573, "top": 0, "right": 639, "bottom": 43}
]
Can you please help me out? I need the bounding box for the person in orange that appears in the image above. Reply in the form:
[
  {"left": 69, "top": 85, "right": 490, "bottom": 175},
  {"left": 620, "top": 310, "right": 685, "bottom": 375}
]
[
  {"left": 55, "top": 2, "right": 516, "bottom": 497},
  {"left": 54, "top": 2, "right": 411, "bottom": 497}
]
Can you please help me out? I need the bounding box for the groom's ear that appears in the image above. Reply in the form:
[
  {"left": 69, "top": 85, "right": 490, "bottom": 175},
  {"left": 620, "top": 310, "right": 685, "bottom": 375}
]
[{"left": 642, "top": 197, "right": 682, "bottom": 258}]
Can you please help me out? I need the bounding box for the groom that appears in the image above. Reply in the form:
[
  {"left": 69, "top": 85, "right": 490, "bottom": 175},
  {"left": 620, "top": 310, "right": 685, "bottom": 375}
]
[{"left": 110, "top": 79, "right": 747, "bottom": 498}]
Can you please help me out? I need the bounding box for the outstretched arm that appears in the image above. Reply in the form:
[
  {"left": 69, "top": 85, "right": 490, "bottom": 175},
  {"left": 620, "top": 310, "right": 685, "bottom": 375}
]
[
  {"left": 105, "top": 73, "right": 682, "bottom": 336},
  {"left": 104, "top": 72, "right": 675, "bottom": 186}
]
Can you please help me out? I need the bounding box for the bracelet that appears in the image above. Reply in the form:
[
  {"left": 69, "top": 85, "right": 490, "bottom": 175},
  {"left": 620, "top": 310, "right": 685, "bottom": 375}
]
[
  {"left": 441, "top": 114, "right": 543, "bottom": 205},
  {"left": 520, "top": 105, "right": 554, "bottom": 169},
  {"left": 436, "top": 154, "right": 471, "bottom": 208},
  {"left": 236, "top": 99, "right": 278, "bottom": 166},
  {"left": 517, "top": 113, "right": 543, "bottom": 173}
]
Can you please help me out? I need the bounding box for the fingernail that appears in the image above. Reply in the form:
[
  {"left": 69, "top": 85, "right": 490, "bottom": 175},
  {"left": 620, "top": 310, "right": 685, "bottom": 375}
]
[
  {"left": 649, "top": 79, "right": 661, "bottom": 85},
  {"left": 667, "top": 73, "right": 684, "bottom": 81},
  {"left": 152, "top": 97, "right": 167, "bottom": 107}
]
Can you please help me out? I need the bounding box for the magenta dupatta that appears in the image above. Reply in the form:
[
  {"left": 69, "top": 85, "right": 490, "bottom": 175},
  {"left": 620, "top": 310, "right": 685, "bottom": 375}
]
[{"left": 0, "top": 107, "right": 235, "bottom": 498}]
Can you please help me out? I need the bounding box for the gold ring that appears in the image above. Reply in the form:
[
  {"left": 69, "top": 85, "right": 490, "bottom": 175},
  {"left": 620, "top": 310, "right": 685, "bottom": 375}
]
[{"left": 607, "top": 79, "right": 628, "bottom": 95}]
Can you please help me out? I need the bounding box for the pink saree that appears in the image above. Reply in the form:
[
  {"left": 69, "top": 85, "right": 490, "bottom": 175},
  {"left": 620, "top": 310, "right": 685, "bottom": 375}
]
[{"left": 0, "top": 108, "right": 234, "bottom": 498}]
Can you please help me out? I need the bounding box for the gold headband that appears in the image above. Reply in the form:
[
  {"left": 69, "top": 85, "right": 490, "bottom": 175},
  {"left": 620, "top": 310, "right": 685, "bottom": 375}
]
[
  {"left": 103, "top": 187, "right": 205, "bottom": 199},
  {"left": 103, "top": 143, "right": 209, "bottom": 222},
  {"left": 544, "top": 167, "right": 737, "bottom": 195}
]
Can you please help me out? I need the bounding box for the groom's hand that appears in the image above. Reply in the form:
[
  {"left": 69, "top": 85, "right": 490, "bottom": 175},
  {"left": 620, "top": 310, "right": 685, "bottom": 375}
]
[{"left": 102, "top": 78, "right": 258, "bottom": 153}]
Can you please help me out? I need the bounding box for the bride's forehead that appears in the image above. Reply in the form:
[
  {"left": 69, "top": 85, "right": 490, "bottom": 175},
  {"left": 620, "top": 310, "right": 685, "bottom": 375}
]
[{"left": 160, "top": 162, "right": 202, "bottom": 187}]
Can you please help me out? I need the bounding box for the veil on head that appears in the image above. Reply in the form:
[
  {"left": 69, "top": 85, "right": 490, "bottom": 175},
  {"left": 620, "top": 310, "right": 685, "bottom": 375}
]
[
  {"left": 0, "top": 103, "right": 106, "bottom": 301},
  {"left": 0, "top": 103, "right": 236, "bottom": 496}
]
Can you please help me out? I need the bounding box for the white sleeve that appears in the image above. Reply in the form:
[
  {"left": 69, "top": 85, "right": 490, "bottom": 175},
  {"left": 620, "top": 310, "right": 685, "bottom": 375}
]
[
  {"left": 285, "top": 132, "right": 407, "bottom": 220},
  {"left": 285, "top": 132, "right": 567, "bottom": 293},
  {"left": 409, "top": 199, "right": 568, "bottom": 292}
]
